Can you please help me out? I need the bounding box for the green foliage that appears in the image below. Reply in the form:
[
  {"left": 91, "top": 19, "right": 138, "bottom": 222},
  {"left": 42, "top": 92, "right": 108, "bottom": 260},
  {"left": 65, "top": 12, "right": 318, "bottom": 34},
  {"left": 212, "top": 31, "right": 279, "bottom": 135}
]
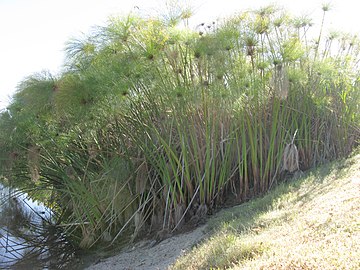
[{"left": 0, "top": 5, "right": 359, "bottom": 249}]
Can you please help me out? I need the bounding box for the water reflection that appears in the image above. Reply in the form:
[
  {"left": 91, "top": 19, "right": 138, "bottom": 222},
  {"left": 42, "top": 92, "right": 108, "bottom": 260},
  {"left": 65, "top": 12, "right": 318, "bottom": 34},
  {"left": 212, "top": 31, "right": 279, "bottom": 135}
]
[{"left": 0, "top": 183, "right": 76, "bottom": 269}]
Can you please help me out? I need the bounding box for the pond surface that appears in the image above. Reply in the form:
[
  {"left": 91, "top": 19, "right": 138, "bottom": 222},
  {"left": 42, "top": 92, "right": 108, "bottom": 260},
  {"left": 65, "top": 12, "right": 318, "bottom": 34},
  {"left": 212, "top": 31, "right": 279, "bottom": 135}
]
[{"left": 0, "top": 183, "right": 77, "bottom": 269}]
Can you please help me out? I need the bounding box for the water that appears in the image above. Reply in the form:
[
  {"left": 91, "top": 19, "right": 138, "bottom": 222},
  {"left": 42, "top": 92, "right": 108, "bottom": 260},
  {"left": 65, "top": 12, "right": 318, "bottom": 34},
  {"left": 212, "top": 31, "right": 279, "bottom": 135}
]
[{"left": 0, "top": 183, "right": 76, "bottom": 269}]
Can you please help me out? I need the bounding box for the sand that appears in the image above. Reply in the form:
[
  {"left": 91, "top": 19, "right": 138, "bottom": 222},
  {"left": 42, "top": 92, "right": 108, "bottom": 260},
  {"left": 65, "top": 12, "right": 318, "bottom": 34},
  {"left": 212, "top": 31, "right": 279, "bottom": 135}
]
[{"left": 85, "top": 225, "right": 207, "bottom": 270}]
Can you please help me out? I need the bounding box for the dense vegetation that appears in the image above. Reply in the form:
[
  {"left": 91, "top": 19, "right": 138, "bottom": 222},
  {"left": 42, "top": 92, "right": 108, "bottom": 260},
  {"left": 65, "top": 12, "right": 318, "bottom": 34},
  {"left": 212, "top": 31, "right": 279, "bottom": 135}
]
[
  {"left": 0, "top": 5, "right": 359, "bottom": 249},
  {"left": 171, "top": 148, "right": 360, "bottom": 270}
]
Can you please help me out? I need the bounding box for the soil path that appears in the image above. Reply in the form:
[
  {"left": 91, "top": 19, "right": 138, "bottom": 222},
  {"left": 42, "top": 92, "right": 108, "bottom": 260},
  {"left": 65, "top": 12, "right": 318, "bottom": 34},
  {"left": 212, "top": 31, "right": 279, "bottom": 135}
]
[{"left": 85, "top": 225, "right": 207, "bottom": 270}]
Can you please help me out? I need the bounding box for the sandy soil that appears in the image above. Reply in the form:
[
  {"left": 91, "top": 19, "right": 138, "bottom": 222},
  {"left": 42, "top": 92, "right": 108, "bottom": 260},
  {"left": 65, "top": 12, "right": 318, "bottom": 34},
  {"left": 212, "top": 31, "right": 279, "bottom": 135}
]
[{"left": 85, "top": 225, "right": 207, "bottom": 270}]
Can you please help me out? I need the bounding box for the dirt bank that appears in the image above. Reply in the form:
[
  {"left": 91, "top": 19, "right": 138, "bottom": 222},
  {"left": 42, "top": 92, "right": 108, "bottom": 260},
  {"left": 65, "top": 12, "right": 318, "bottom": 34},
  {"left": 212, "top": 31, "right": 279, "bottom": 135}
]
[{"left": 85, "top": 225, "right": 207, "bottom": 270}]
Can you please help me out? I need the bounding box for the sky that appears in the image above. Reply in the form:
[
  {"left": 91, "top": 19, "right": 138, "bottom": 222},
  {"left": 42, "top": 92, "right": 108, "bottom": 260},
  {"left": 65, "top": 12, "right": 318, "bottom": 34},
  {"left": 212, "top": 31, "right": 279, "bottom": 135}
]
[{"left": 0, "top": 0, "right": 359, "bottom": 110}]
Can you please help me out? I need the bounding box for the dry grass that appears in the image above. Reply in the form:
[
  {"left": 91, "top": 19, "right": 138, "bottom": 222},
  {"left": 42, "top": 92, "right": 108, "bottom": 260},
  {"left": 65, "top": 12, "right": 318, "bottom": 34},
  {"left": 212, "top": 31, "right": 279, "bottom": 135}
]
[{"left": 170, "top": 149, "right": 360, "bottom": 270}]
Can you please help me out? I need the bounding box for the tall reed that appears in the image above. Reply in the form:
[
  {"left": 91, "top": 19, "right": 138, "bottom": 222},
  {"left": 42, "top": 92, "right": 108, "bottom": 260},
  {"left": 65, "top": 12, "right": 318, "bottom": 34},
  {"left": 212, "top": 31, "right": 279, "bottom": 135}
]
[{"left": 0, "top": 6, "right": 359, "bottom": 248}]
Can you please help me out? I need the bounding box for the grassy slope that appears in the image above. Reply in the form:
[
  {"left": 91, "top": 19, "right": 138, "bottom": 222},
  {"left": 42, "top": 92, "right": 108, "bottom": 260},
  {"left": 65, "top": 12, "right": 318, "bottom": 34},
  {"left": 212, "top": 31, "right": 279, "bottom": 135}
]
[{"left": 171, "top": 149, "right": 360, "bottom": 270}]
